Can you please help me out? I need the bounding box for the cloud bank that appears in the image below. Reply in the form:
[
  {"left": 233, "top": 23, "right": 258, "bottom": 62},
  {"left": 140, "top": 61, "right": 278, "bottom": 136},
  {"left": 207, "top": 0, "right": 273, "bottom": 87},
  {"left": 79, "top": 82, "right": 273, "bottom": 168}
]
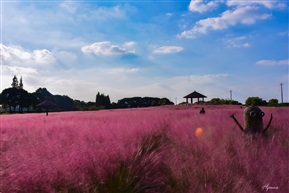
[
  {"left": 0, "top": 44, "right": 55, "bottom": 66},
  {"left": 256, "top": 59, "right": 289, "bottom": 66},
  {"left": 189, "top": 0, "right": 218, "bottom": 13},
  {"left": 153, "top": 46, "right": 184, "bottom": 54},
  {"left": 81, "top": 41, "right": 135, "bottom": 56},
  {"left": 179, "top": 1, "right": 274, "bottom": 38}
]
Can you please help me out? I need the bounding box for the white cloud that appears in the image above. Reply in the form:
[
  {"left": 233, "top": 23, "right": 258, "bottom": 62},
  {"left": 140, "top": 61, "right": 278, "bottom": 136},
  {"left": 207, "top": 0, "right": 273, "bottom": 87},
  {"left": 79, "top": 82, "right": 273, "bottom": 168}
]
[
  {"left": 256, "top": 59, "right": 289, "bottom": 66},
  {"left": 59, "top": 1, "right": 79, "bottom": 13},
  {"left": 179, "top": 5, "right": 271, "bottom": 38},
  {"left": 2, "top": 3, "right": 127, "bottom": 52},
  {"left": 122, "top": 41, "right": 136, "bottom": 49},
  {"left": 189, "top": 0, "right": 218, "bottom": 13},
  {"left": 225, "top": 36, "right": 250, "bottom": 48},
  {"left": 32, "top": 49, "right": 56, "bottom": 64},
  {"left": 0, "top": 44, "right": 56, "bottom": 66},
  {"left": 172, "top": 74, "right": 228, "bottom": 86},
  {"left": 56, "top": 51, "right": 78, "bottom": 66},
  {"left": 1, "top": 45, "right": 30, "bottom": 61},
  {"left": 81, "top": 41, "right": 135, "bottom": 56},
  {"left": 3, "top": 65, "right": 38, "bottom": 76},
  {"left": 153, "top": 46, "right": 184, "bottom": 54},
  {"left": 108, "top": 67, "right": 140, "bottom": 75},
  {"left": 59, "top": 3, "right": 126, "bottom": 20},
  {"left": 226, "top": 0, "right": 286, "bottom": 10},
  {"left": 88, "top": 5, "right": 126, "bottom": 20}
]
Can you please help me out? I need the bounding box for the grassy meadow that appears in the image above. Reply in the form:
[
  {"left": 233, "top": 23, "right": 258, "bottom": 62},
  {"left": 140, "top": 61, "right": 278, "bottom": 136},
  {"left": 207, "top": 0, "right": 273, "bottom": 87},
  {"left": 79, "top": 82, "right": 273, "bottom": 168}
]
[{"left": 0, "top": 105, "right": 288, "bottom": 193}]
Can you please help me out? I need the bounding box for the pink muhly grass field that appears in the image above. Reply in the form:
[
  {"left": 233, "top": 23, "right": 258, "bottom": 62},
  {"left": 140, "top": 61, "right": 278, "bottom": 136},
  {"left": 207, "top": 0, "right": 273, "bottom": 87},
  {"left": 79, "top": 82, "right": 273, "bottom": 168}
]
[{"left": 0, "top": 105, "right": 288, "bottom": 193}]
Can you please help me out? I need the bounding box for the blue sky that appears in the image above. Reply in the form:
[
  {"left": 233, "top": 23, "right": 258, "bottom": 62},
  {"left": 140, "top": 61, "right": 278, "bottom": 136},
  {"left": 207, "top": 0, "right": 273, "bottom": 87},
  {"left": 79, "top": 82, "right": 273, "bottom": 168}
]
[{"left": 1, "top": 0, "right": 288, "bottom": 103}]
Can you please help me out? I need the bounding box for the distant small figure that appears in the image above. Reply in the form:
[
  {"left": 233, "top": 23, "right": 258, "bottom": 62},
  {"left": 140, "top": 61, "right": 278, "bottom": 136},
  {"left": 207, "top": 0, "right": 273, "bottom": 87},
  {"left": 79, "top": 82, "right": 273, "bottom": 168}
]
[{"left": 200, "top": 107, "right": 206, "bottom": 114}]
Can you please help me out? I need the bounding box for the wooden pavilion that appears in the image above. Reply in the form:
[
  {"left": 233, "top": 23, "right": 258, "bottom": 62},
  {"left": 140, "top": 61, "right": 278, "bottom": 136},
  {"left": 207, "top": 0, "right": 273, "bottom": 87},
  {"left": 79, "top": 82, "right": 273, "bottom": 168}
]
[
  {"left": 184, "top": 91, "right": 207, "bottom": 105},
  {"left": 37, "top": 99, "right": 57, "bottom": 116}
]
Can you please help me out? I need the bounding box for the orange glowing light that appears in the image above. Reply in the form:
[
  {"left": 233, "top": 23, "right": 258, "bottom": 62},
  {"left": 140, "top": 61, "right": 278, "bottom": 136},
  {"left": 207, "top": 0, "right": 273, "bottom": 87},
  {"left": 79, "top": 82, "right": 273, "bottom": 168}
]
[{"left": 195, "top": 127, "right": 203, "bottom": 137}]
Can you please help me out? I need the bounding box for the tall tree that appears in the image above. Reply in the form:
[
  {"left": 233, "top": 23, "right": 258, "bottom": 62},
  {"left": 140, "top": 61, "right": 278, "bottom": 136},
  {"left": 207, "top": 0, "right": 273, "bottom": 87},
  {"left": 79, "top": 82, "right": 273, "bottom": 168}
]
[
  {"left": 19, "top": 77, "right": 24, "bottom": 89},
  {"left": 95, "top": 92, "right": 101, "bottom": 107},
  {"left": 95, "top": 92, "right": 111, "bottom": 109},
  {"left": 11, "top": 75, "right": 19, "bottom": 88},
  {"left": 105, "top": 95, "right": 111, "bottom": 108}
]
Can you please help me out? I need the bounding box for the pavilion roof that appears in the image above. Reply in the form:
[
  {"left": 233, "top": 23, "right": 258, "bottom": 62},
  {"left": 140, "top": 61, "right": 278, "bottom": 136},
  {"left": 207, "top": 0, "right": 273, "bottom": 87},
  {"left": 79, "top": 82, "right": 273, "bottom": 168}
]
[
  {"left": 36, "top": 99, "right": 57, "bottom": 107},
  {"left": 184, "top": 91, "right": 207, "bottom": 98}
]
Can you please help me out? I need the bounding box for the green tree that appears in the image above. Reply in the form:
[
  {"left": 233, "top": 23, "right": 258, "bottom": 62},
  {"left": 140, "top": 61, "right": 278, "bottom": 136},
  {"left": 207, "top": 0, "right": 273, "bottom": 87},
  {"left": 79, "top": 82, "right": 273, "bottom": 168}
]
[
  {"left": 105, "top": 95, "right": 111, "bottom": 108},
  {"left": 18, "top": 89, "right": 30, "bottom": 112},
  {"left": 208, "top": 98, "right": 241, "bottom": 105},
  {"left": 245, "top": 97, "right": 267, "bottom": 106},
  {"left": 11, "top": 75, "right": 19, "bottom": 88},
  {"left": 34, "top": 88, "right": 54, "bottom": 101},
  {"left": 74, "top": 100, "right": 88, "bottom": 111},
  {"left": 1, "top": 87, "right": 30, "bottom": 112},
  {"left": 116, "top": 97, "right": 173, "bottom": 108},
  {"left": 54, "top": 95, "right": 75, "bottom": 111},
  {"left": 19, "top": 77, "right": 24, "bottom": 89},
  {"left": 29, "top": 93, "right": 39, "bottom": 111},
  {"left": 210, "top": 98, "right": 221, "bottom": 104},
  {"left": 96, "top": 92, "right": 111, "bottom": 109},
  {"left": 268, "top": 98, "right": 278, "bottom": 106},
  {"left": 159, "top": 98, "right": 174, "bottom": 105},
  {"left": 1, "top": 88, "right": 18, "bottom": 112}
]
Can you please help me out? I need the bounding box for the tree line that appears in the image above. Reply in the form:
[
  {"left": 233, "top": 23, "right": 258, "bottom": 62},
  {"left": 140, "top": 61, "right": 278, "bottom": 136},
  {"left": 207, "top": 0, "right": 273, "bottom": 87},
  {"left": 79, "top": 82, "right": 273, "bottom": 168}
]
[
  {"left": 206, "top": 97, "right": 288, "bottom": 106},
  {"left": 1, "top": 76, "right": 287, "bottom": 113},
  {"left": 0, "top": 76, "right": 174, "bottom": 113},
  {"left": 0, "top": 87, "right": 75, "bottom": 113}
]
